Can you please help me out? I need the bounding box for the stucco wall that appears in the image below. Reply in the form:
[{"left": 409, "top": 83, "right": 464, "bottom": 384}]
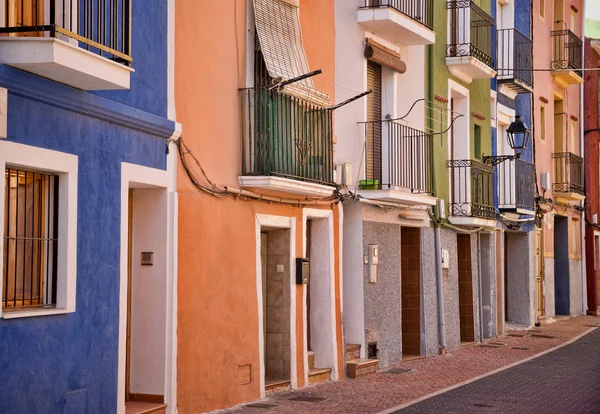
[
  {"left": 0, "top": 76, "right": 169, "bottom": 413},
  {"left": 544, "top": 258, "right": 556, "bottom": 319},
  {"left": 440, "top": 228, "right": 460, "bottom": 352},
  {"left": 362, "top": 221, "right": 402, "bottom": 368},
  {"left": 569, "top": 259, "right": 584, "bottom": 315}
]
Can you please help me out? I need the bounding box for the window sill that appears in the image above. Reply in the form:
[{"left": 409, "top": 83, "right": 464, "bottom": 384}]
[{"left": 1, "top": 308, "right": 73, "bottom": 319}]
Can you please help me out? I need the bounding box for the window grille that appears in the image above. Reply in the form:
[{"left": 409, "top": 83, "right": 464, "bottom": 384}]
[{"left": 3, "top": 168, "right": 59, "bottom": 309}]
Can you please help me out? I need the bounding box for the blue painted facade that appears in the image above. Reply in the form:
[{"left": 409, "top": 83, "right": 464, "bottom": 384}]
[{"left": 0, "top": 3, "right": 174, "bottom": 413}]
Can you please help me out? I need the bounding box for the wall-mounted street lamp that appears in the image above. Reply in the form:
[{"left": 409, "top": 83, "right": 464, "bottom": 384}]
[{"left": 484, "top": 115, "right": 531, "bottom": 166}]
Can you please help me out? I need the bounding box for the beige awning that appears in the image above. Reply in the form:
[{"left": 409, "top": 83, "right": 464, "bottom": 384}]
[{"left": 253, "top": 0, "right": 330, "bottom": 107}]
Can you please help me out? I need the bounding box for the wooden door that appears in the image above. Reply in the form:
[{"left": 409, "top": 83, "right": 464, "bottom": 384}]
[{"left": 535, "top": 229, "right": 545, "bottom": 317}]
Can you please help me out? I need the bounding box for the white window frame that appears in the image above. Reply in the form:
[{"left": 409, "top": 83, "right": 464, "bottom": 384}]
[{"left": 0, "top": 141, "right": 78, "bottom": 319}]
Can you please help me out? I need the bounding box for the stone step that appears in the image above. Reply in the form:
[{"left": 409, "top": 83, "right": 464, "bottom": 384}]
[
  {"left": 345, "top": 343, "right": 361, "bottom": 361},
  {"left": 125, "top": 402, "right": 168, "bottom": 414},
  {"left": 346, "top": 358, "right": 378, "bottom": 379},
  {"left": 265, "top": 379, "right": 291, "bottom": 394},
  {"left": 308, "top": 351, "right": 315, "bottom": 370},
  {"left": 308, "top": 367, "right": 331, "bottom": 385}
]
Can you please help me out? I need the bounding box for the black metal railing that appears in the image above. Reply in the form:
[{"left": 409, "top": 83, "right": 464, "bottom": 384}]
[
  {"left": 361, "top": 121, "right": 433, "bottom": 193},
  {"left": 239, "top": 87, "right": 334, "bottom": 186},
  {"left": 497, "top": 28, "right": 533, "bottom": 90},
  {"left": 448, "top": 159, "right": 495, "bottom": 220},
  {"left": 497, "top": 159, "right": 535, "bottom": 212},
  {"left": 362, "top": 0, "right": 433, "bottom": 30},
  {"left": 0, "top": 0, "right": 131, "bottom": 65},
  {"left": 551, "top": 29, "right": 582, "bottom": 77},
  {"left": 3, "top": 168, "right": 58, "bottom": 310},
  {"left": 553, "top": 152, "right": 584, "bottom": 195},
  {"left": 446, "top": 0, "right": 494, "bottom": 69}
]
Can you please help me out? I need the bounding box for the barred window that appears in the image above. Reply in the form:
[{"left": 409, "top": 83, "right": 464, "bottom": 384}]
[{"left": 3, "top": 168, "right": 58, "bottom": 310}]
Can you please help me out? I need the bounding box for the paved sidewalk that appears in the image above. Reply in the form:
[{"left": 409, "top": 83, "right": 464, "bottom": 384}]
[{"left": 222, "top": 316, "right": 600, "bottom": 414}]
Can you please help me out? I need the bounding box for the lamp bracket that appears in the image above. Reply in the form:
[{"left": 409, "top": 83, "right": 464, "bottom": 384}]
[{"left": 482, "top": 154, "right": 521, "bottom": 166}]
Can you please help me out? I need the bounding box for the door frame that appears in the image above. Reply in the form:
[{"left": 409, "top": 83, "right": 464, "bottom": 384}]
[
  {"left": 301, "top": 208, "right": 338, "bottom": 384},
  {"left": 535, "top": 228, "right": 545, "bottom": 317},
  {"left": 255, "top": 214, "right": 297, "bottom": 398},
  {"left": 117, "top": 163, "right": 174, "bottom": 414}
]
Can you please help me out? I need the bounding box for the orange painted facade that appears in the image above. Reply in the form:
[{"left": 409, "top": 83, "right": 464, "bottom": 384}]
[
  {"left": 532, "top": 0, "right": 583, "bottom": 259},
  {"left": 174, "top": 1, "right": 341, "bottom": 412}
]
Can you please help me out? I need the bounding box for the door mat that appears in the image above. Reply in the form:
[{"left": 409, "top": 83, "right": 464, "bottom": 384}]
[
  {"left": 383, "top": 367, "right": 412, "bottom": 375},
  {"left": 245, "top": 403, "right": 279, "bottom": 409},
  {"left": 288, "top": 396, "right": 327, "bottom": 403}
]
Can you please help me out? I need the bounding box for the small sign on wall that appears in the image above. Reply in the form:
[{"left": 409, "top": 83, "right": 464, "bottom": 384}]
[{"left": 141, "top": 252, "right": 154, "bottom": 266}]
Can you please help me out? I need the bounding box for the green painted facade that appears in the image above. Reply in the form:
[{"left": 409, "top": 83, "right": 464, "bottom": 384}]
[{"left": 426, "top": 0, "right": 493, "bottom": 209}]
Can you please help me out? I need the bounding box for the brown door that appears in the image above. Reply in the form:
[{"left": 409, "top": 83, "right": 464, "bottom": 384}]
[
  {"left": 125, "top": 190, "right": 133, "bottom": 401},
  {"left": 401, "top": 227, "right": 421, "bottom": 359},
  {"left": 457, "top": 234, "right": 475, "bottom": 344},
  {"left": 535, "top": 229, "right": 545, "bottom": 317},
  {"left": 366, "top": 60, "right": 382, "bottom": 185}
]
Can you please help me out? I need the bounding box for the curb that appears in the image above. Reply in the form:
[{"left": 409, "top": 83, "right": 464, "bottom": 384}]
[{"left": 376, "top": 327, "right": 597, "bottom": 414}]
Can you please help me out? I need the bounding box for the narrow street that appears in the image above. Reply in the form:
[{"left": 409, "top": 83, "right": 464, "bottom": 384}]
[
  {"left": 398, "top": 328, "right": 600, "bottom": 413},
  {"left": 226, "top": 316, "right": 600, "bottom": 414}
]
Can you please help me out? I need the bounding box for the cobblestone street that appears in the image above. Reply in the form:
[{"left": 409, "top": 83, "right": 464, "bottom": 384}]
[{"left": 222, "top": 316, "right": 600, "bottom": 414}]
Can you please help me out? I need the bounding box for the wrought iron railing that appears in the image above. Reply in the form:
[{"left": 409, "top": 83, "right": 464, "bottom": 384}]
[
  {"left": 448, "top": 159, "right": 495, "bottom": 220},
  {"left": 553, "top": 152, "right": 584, "bottom": 195},
  {"left": 446, "top": 0, "right": 494, "bottom": 69},
  {"left": 496, "top": 159, "right": 535, "bottom": 212},
  {"left": 361, "top": 121, "right": 433, "bottom": 193},
  {"left": 497, "top": 28, "right": 533, "bottom": 90},
  {"left": 0, "top": 0, "right": 131, "bottom": 65},
  {"left": 239, "top": 87, "right": 334, "bottom": 186},
  {"left": 361, "top": 0, "right": 433, "bottom": 30},
  {"left": 551, "top": 29, "right": 582, "bottom": 77}
]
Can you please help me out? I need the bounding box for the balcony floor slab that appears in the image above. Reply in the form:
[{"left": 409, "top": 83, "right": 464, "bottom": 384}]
[
  {"left": 448, "top": 216, "right": 497, "bottom": 228},
  {"left": 357, "top": 7, "right": 435, "bottom": 45},
  {"left": 238, "top": 175, "right": 335, "bottom": 197},
  {"left": 0, "top": 37, "right": 133, "bottom": 90},
  {"left": 446, "top": 56, "right": 496, "bottom": 84},
  {"left": 358, "top": 189, "right": 436, "bottom": 206}
]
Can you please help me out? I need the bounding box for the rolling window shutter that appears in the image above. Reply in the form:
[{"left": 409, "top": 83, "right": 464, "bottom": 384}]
[
  {"left": 366, "top": 61, "right": 382, "bottom": 183},
  {"left": 364, "top": 39, "right": 407, "bottom": 74},
  {"left": 253, "top": 0, "right": 329, "bottom": 107}
]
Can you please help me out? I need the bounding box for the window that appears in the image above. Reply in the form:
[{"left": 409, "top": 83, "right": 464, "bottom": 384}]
[
  {"left": 474, "top": 124, "right": 482, "bottom": 160},
  {"left": 540, "top": 0, "right": 545, "bottom": 19},
  {"left": 570, "top": 11, "right": 576, "bottom": 33},
  {"left": 3, "top": 168, "right": 58, "bottom": 309},
  {"left": 540, "top": 105, "right": 546, "bottom": 140},
  {"left": 0, "top": 141, "right": 78, "bottom": 319}
]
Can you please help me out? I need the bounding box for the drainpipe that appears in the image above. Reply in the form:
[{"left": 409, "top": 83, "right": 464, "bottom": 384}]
[
  {"left": 427, "top": 40, "right": 447, "bottom": 354},
  {"left": 581, "top": 36, "right": 588, "bottom": 315},
  {"left": 477, "top": 233, "right": 484, "bottom": 341}
]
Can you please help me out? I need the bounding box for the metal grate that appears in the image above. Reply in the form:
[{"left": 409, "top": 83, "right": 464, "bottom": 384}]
[
  {"left": 384, "top": 367, "right": 412, "bottom": 375},
  {"left": 245, "top": 403, "right": 279, "bottom": 409},
  {"left": 3, "top": 168, "right": 59, "bottom": 309}
]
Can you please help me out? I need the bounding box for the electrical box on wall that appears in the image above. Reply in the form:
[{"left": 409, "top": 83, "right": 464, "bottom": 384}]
[
  {"left": 296, "top": 258, "right": 310, "bottom": 284},
  {"left": 437, "top": 199, "right": 446, "bottom": 220},
  {"left": 334, "top": 162, "right": 353, "bottom": 186},
  {"left": 441, "top": 249, "right": 449, "bottom": 269},
  {"left": 141, "top": 252, "right": 153, "bottom": 266},
  {"left": 368, "top": 244, "right": 378, "bottom": 283},
  {"left": 540, "top": 172, "right": 550, "bottom": 191}
]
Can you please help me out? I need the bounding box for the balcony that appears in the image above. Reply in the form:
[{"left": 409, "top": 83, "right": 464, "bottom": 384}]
[
  {"left": 0, "top": 0, "right": 133, "bottom": 90},
  {"left": 497, "top": 159, "right": 535, "bottom": 215},
  {"left": 238, "top": 87, "right": 335, "bottom": 197},
  {"left": 358, "top": 120, "right": 436, "bottom": 206},
  {"left": 497, "top": 28, "right": 534, "bottom": 97},
  {"left": 357, "top": 0, "right": 435, "bottom": 45},
  {"left": 448, "top": 160, "right": 496, "bottom": 227},
  {"left": 553, "top": 152, "right": 585, "bottom": 202},
  {"left": 445, "top": 1, "right": 496, "bottom": 84},
  {"left": 551, "top": 29, "right": 583, "bottom": 87}
]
